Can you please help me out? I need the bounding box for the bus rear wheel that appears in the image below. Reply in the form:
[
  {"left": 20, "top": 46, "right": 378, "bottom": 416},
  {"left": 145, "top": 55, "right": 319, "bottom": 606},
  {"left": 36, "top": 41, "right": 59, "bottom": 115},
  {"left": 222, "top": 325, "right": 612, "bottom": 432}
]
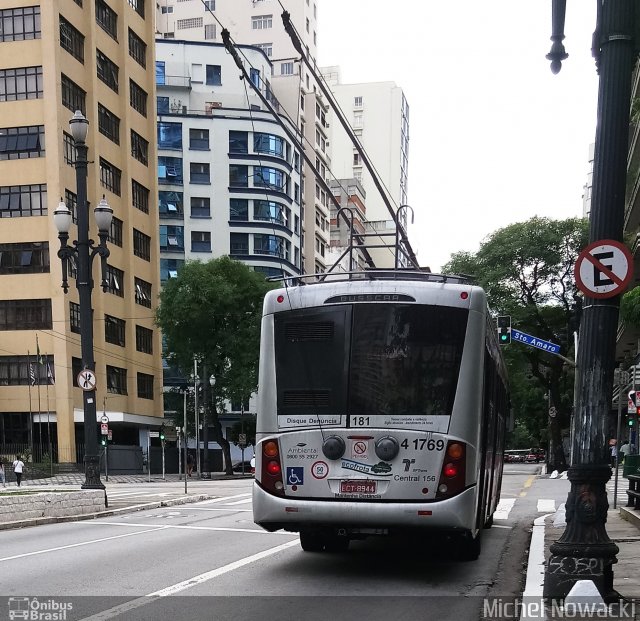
[
  {"left": 458, "top": 531, "right": 482, "bottom": 561},
  {"left": 324, "top": 534, "right": 350, "bottom": 552},
  {"left": 300, "top": 530, "right": 325, "bottom": 552}
]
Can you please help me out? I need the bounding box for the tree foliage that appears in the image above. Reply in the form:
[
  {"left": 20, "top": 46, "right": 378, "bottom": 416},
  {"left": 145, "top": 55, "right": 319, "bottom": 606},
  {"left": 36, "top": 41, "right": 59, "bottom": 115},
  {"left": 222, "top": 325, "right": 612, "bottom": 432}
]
[
  {"left": 443, "top": 217, "right": 589, "bottom": 471},
  {"left": 156, "top": 257, "right": 276, "bottom": 472}
]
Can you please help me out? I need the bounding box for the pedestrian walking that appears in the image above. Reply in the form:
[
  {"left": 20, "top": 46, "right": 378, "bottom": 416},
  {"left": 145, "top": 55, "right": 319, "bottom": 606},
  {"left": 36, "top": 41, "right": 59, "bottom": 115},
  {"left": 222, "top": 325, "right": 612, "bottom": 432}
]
[
  {"left": 0, "top": 460, "right": 6, "bottom": 487},
  {"left": 609, "top": 439, "right": 618, "bottom": 468},
  {"left": 187, "top": 453, "right": 194, "bottom": 477},
  {"left": 12, "top": 455, "right": 24, "bottom": 487},
  {"left": 620, "top": 442, "right": 631, "bottom": 464}
]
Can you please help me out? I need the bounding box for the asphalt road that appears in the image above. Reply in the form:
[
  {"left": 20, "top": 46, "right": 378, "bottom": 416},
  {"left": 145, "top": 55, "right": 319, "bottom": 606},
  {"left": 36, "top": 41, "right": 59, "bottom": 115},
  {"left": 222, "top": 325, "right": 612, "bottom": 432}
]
[{"left": 0, "top": 466, "right": 543, "bottom": 621}]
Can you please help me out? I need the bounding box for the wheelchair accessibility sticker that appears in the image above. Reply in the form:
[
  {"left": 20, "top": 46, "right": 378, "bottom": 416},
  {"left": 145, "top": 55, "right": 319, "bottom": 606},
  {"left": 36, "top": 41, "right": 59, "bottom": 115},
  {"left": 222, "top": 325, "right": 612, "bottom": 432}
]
[{"left": 286, "top": 467, "right": 304, "bottom": 485}]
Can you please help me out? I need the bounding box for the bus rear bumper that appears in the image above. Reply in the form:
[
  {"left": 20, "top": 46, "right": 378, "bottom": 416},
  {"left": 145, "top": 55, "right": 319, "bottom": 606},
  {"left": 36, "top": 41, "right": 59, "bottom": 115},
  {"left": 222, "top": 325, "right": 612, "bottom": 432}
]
[{"left": 252, "top": 483, "right": 477, "bottom": 534}]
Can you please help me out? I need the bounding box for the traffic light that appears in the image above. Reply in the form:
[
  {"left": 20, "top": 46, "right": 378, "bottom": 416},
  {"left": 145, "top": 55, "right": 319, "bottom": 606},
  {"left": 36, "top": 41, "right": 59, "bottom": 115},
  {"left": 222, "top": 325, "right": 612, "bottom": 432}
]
[
  {"left": 159, "top": 425, "right": 165, "bottom": 441},
  {"left": 497, "top": 316, "right": 511, "bottom": 345},
  {"left": 101, "top": 438, "right": 107, "bottom": 446},
  {"left": 629, "top": 417, "right": 635, "bottom": 427}
]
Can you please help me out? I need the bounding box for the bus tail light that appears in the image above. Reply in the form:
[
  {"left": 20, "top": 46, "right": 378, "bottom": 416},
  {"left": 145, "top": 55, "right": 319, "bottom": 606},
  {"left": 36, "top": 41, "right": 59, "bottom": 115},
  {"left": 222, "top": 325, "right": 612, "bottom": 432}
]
[
  {"left": 259, "top": 438, "right": 285, "bottom": 497},
  {"left": 436, "top": 441, "right": 466, "bottom": 500}
]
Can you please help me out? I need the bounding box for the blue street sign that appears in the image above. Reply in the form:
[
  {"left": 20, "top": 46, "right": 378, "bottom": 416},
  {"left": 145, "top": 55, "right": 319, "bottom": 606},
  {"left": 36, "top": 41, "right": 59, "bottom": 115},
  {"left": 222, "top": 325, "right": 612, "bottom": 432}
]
[{"left": 511, "top": 329, "right": 561, "bottom": 354}]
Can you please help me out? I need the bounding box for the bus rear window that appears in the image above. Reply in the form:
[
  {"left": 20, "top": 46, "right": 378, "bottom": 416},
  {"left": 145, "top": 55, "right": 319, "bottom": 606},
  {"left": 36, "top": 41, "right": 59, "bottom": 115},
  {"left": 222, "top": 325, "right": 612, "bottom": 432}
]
[{"left": 349, "top": 305, "right": 468, "bottom": 417}]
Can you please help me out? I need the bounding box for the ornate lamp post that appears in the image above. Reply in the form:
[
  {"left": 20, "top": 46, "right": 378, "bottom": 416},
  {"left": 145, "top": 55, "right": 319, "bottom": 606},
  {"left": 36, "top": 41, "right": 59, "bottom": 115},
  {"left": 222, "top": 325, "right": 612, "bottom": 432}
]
[
  {"left": 200, "top": 373, "right": 214, "bottom": 478},
  {"left": 54, "top": 110, "right": 113, "bottom": 490},
  {"left": 544, "top": 1, "right": 636, "bottom": 599}
]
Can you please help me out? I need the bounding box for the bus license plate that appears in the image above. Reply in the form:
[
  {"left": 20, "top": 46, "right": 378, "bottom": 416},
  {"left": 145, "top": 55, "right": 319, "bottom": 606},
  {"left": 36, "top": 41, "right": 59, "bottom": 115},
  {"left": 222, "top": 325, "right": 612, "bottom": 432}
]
[{"left": 340, "top": 480, "right": 376, "bottom": 494}]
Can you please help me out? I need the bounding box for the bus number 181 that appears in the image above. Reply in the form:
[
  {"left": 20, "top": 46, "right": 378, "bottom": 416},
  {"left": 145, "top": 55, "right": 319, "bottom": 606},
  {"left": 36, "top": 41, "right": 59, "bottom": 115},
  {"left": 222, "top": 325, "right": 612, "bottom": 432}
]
[{"left": 350, "top": 416, "right": 370, "bottom": 427}]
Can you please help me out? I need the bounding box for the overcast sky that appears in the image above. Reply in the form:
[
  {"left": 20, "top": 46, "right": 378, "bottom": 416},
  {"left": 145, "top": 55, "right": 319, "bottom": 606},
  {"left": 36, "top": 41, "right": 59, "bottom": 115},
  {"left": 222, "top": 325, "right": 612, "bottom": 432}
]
[{"left": 317, "top": 1, "right": 599, "bottom": 271}]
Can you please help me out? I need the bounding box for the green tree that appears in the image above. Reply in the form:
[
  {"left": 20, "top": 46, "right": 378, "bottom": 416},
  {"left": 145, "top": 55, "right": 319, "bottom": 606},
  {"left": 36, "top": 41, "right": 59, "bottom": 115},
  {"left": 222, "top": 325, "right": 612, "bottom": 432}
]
[
  {"left": 156, "top": 257, "right": 276, "bottom": 474},
  {"left": 444, "top": 217, "right": 589, "bottom": 472}
]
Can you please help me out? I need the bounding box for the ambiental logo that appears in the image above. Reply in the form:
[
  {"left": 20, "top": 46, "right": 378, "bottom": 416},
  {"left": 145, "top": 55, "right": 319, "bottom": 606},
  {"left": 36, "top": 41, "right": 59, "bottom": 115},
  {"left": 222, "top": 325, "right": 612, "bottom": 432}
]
[{"left": 8, "top": 597, "right": 73, "bottom": 620}]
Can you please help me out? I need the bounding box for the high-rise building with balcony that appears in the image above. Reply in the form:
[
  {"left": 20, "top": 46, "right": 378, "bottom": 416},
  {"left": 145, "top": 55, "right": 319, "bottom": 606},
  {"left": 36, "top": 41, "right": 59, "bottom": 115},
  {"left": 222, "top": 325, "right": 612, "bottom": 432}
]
[{"left": 0, "top": 1, "right": 162, "bottom": 464}]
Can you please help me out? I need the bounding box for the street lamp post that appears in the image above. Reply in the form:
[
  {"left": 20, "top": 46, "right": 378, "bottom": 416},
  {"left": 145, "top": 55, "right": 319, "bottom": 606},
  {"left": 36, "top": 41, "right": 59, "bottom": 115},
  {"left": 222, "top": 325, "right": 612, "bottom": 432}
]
[
  {"left": 201, "top": 373, "right": 214, "bottom": 478},
  {"left": 544, "top": 1, "right": 636, "bottom": 599},
  {"left": 54, "top": 110, "right": 113, "bottom": 490}
]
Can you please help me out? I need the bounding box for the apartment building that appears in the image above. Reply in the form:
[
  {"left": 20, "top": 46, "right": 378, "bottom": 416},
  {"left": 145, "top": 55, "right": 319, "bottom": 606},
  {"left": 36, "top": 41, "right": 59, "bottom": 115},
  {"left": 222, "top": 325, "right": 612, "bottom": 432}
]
[
  {"left": 155, "top": 39, "right": 302, "bottom": 279},
  {"left": 0, "top": 0, "right": 162, "bottom": 462},
  {"left": 155, "top": 0, "right": 329, "bottom": 275}
]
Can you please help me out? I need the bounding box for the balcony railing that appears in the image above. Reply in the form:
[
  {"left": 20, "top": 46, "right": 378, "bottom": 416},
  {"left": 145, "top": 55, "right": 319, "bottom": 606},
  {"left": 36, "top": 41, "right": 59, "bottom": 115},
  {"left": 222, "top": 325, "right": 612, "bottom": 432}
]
[{"left": 157, "top": 75, "right": 191, "bottom": 89}]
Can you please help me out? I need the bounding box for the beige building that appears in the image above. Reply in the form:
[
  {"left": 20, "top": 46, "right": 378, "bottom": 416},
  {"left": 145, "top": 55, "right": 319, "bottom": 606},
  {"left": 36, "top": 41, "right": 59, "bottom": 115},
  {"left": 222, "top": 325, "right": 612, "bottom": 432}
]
[{"left": 0, "top": 0, "right": 162, "bottom": 464}]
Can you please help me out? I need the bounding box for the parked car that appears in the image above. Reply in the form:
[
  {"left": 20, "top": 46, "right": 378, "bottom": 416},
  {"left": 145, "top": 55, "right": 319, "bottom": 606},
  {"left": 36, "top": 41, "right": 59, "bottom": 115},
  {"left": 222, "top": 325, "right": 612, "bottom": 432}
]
[
  {"left": 232, "top": 456, "right": 255, "bottom": 474},
  {"left": 525, "top": 448, "right": 545, "bottom": 463},
  {"left": 504, "top": 450, "right": 527, "bottom": 463}
]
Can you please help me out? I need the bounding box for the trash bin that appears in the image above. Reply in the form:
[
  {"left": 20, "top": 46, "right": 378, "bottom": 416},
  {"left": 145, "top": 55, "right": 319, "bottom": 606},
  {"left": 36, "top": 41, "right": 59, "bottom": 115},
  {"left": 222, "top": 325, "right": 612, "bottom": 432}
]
[{"left": 622, "top": 454, "right": 640, "bottom": 478}]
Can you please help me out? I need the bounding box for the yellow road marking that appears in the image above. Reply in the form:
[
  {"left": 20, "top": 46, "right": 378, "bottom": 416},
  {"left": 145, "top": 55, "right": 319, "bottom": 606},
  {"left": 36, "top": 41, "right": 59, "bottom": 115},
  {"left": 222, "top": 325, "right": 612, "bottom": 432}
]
[{"left": 520, "top": 475, "right": 535, "bottom": 497}]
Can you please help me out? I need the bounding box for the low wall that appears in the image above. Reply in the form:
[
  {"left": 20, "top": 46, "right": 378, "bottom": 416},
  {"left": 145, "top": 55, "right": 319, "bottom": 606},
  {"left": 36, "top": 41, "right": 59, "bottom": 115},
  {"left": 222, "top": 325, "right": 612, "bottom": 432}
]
[{"left": 0, "top": 490, "right": 105, "bottom": 523}]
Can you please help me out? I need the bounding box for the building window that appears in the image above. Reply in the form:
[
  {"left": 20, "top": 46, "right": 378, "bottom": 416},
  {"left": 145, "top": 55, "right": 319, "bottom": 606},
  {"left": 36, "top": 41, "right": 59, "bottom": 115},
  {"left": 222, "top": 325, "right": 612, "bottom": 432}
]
[
  {"left": 254, "top": 133, "right": 285, "bottom": 158},
  {"left": 158, "top": 122, "right": 182, "bottom": 149},
  {"left": 136, "top": 325, "right": 153, "bottom": 354},
  {"left": 61, "top": 74, "right": 86, "bottom": 114},
  {"left": 254, "top": 43, "right": 272, "bottom": 57},
  {"left": 128, "top": 28, "right": 146, "bottom": 67},
  {"left": 254, "top": 200, "right": 287, "bottom": 226},
  {"left": 158, "top": 156, "right": 183, "bottom": 184},
  {"left": 97, "top": 49, "right": 119, "bottom": 93},
  {"left": 133, "top": 228, "right": 151, "bottom": 261},
  {"left": 63, "top": 132, "right": 76, "bottom": 166},
  {"left": 159, "top": 225, "right": 184, "bottom": 251},
  {"left": 0, "top": 6, "right": 41, "bottom": 42},
  {"left": 252, "top": 15, "right": 272, "bottom": 29},
  {"left": 190, "top": 162, "right": 210, "bottom": 184},
  {"left": 253, "top": 166, "right": 288, "bottom": 193},
  {"left": 203, "top": 0, "right": 215, "bottom": 10},
  {"left": 160, "top": 258, "right": 184, "bottom": 282},
  {"left": 354, "top": 96, "right": 363, "bottom": 107},
  {"left": 204, "top": 23, "right": 215, "bottom": 39},
  {"left": 0, "top": 356, "right": 54, "bottom": 386},
  {"left": 65, "top": 189, "right": 79, "bottom": 224},
  {"left": 59, "top": 16, "right": 84, "bottom": 63},
  {"left": 70, "top": 302, "right": 81, "bottom": 333},
  {"left": 137, "top": 372, "right": 153, "bottom": 399},
  {"left": 155, "top": 61, "right": 165, "bottom": 85},
  {"left": 127, "top": 0, "right": 145, "bottom": 18},
  {"left": 177, "top": 17, "right": 203, "bottom": 29},
  {"left": 98, "top": 104, "right": 120, "bottom": 145},
  {"left": 132, "top": 180, "right": 149, "bottom": 213},
  {"left": 71, "top": 357, "right": 83, "bottom": 388},
  {"left": 0, "top": 242, "right": 49, "bottom": 275},
  {"left": 191, "top": 197, "right": 210, "bottom": 218},
  {"left": 230, "top": 233, "right": 248, "bottom": 255},
  {"left": 191, "top": 231, "right": 211, "bottom": 252},
  {"left": 161, "top": 5, "right": 173, "bottom": 13},
  {"left": 157, "top": 96, "right": 169, "bottom": 114},
  {"left": 254, "top": 234, "right": 288, "bottom": 259},
  {"left": 0, "top": 299, "right": 52, "bottom": 331},
  {"left": 135, "top": 277, "right": 152, "bottom": 307},
  {"left": 229, "top": 131, "right": 248, "bottom": 153},
  {"left": 159, "top": 191, "right": 183, "bottom": 218},
  {"left": 250, "top": 68, "right": 260, "bottom": 88},
  {"left": 105, "top": 264, "right": 124, "bottom": 297},
  {"left": 205, "top": 64, "right": 221, "bottom": 86},
  {"left": 108, "top": 216, "right": 123, "bottom": 247},
  {"left": 189, "top": 128, "right": 209, "bottom": 150},
  {"left": 131, "top": 130, "right": 148, "bottom": 166},
  {"left": 104, "top": 314, "right": 125, "bottom": 346},
  {"left": 107, "top": 365, "right": 127, "bottom": 395},
  {"left": 100, "top": 158, "right": 121, "bottom": 195},
  {"left": 0, "top": 125, "right": 45, "bottom": 160},
  {"left": 130, "top": 80, "right": 148, "bottom": 117},
  {"left": 230, "top": 198, "right": 248, "bottom": 221},
  {"left": 229, "top": 165, "right": 248, "bottom": 187},
  {"left": 0, "top": 66, "right": 43, "bottom": 102},
  {"left": 281, "top": 62, "right": 293, "bottom": 76},
  {"left": 2, "top": 184, "right": 48, "bottom": 218},
  {"left": 95, "top": 0, "right": 117, "bottom": 40}
]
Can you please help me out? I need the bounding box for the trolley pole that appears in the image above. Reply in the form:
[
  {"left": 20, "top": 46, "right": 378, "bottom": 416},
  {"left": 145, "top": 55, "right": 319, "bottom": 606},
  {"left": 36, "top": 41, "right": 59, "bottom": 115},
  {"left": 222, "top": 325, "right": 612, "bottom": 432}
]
[{"left": 544, "top": 0, "right": 636, "bottom": 599}]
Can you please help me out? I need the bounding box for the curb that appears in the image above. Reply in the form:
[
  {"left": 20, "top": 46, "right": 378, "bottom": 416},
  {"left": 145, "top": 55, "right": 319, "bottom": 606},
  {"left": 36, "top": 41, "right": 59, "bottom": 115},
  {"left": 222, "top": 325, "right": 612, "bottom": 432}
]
[
  {"left": 619, "top": 505, "right": 640, "bottom": 530},
  {"left": 0, "top": 493, "right": 216, "bottom": 531}
]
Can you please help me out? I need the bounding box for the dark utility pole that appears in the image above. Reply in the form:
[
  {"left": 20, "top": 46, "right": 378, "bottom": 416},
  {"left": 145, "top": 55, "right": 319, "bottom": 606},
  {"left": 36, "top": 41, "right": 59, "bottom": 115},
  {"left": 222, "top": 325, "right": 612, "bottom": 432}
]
[{"left": 544, "top": 0, "right": 637, "bottom": 599}]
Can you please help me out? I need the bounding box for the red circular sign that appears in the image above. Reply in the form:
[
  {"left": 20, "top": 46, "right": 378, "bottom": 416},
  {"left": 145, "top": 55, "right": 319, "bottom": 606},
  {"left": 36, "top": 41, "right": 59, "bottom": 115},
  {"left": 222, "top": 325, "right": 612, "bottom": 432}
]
[
  {"left": 574, "top": 239, "right": 633, "bottom": 299},
  {"left": 311, "top": 461, "right": 329, "bottom": 479}
]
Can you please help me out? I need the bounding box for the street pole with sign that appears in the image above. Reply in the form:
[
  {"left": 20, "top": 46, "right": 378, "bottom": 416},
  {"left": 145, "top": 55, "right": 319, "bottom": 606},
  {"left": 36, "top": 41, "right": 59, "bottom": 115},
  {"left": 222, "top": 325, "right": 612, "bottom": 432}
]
[{"left": 614, "top": 366, "right": 630, "bottom": 509}]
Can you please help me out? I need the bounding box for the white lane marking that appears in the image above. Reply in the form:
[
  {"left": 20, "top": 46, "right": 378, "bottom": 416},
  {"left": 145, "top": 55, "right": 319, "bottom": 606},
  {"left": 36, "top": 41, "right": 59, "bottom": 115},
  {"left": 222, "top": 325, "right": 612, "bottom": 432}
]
[
  {"left": 78, "top": 539, "right": 300, "bottom": 621},
  {"left": 78, "top": 521, "right": 293, "bottom": 535},
  {"left": 491, "top": 524, "right": 513, "bottom": 529},
  {"left": 223, "top": 498, "right": 253, "bottom": 506},
  {"left": 537, "top": 498, "right": 556, "bottom": 513},
  {"left": 186, "top": 507, "right": 252, "bottom": 512},
  {"left": 494, "top": 498, "right": 516, "bottom": 520},
  {"left": 197, "top": 493, "right": 251, "bottom": 505},
  {"left": 0, "top": 527, "right": 167, "bottom": 563},
  {"left": 521, "top": 514, "right": 552, "bottom": 621}
]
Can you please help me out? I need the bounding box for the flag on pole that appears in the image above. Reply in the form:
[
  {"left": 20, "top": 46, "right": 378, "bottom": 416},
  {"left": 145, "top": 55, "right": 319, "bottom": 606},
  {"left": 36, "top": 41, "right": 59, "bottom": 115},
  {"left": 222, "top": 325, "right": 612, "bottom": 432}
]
[
  {"left": 36, "top": 335, "right": 44, "bottom": 365},
  {"left": 47, "top": 360, "right": 55, "bottom": 385},
  {"left": 29, "top": 360, "right": 37, "bottom": 386}
]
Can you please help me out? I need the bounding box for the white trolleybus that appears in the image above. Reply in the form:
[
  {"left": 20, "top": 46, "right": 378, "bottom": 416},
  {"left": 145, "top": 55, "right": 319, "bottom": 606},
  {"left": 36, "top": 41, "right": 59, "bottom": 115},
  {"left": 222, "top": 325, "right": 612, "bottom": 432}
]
[{"left": 252, "top": 270, "right": 509, "bottom": 560}]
